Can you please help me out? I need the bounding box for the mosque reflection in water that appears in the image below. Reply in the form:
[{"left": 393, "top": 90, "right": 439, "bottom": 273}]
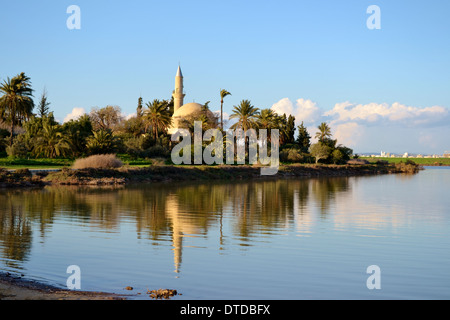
[{"left": 0, "top": 177, "right": 352, "bottom": 273}]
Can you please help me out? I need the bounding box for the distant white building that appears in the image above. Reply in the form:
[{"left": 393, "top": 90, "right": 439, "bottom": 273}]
[{"left": 403, "top": 152, "right": 409, "bottom": 158}]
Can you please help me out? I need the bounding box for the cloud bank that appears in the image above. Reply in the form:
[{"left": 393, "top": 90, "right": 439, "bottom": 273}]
[
  {"left": 325, "top": 102, "right": 449, "bottom": 127},
  {"left": 270, "top": 98, "right": 450, "bottom": 153}
]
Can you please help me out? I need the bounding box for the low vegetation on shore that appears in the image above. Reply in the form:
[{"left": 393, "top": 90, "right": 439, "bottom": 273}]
[{"left": 0, "top": 158, "right": 422, "bottom": 188}]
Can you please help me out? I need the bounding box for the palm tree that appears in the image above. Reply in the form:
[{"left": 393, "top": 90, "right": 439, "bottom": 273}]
[
  {"left": 315, "top": 122, "right": 332, "bottom": 143},
  {"left": 257, "top": 109, "right": 278, "bottom": 130},
  {"left": 220, "top": 89, "right": 231, "bottom": 130},
  {"left": 0, "top": 72, "right": 35, "bottom": 146},
  {"left": 230, "top": 100, "right": 260, "bottom": 161},
  {"left": 34, "top": 121, "right": 70, "bottom": 158},
  {"left": 230, "top": 99, "right": 260, "bottom": 133},
  {"left": 143, "top": 99, "right": 173, "bottom": 142},
  {"left": 202, "top": 101, "right": 211, "bottom": 115},
  {"left": 86, "top": 128, "right": 118, "bottom": 154},
  {"left": 257, "top": 109, "right": 279, "bottom": 144}
]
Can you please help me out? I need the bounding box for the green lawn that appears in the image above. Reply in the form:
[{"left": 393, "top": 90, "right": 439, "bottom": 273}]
[
  {"left": 361, "top": 157, "right": 450, "bottom": 166},
  {"left": 0, "top": 158, "right": 72, "bottom": 169},
  {"left": 0, "top": 155, "right": 154, "bottom": 170}
]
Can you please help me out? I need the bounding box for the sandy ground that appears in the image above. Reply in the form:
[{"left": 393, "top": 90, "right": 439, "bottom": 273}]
[{"left": 0, "top": 273, "right": 127, "bottom": 300}]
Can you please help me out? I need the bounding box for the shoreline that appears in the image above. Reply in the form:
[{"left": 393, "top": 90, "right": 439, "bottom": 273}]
[
  {"left": 0, "top": 272, "right": 127, "bottom": 300},
  {"left": 0, "top": 162, "right": 423, "bottom": 188}
]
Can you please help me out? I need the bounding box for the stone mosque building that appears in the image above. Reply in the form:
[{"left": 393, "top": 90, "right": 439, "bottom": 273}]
[{"left": 167, "top": 66, "right": 217, "bottom": 134}]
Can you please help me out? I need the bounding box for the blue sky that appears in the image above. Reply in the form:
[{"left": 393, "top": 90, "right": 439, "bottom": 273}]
[{"left": 1, "top": 0, "right": 449, "bottom": 154}]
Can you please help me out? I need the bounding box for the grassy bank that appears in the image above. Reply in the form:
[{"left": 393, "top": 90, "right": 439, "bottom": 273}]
[
  {"left": 37, "top": 162, "right": 420, "bottom": 186},
  {"left": 362, "top": 157, "right": 450, "bottom": 166},
  {"left": 0, "top": 158, "right": 72, "bottom": 169},
  {"left": 0, "top": 160, "right": 423, "bottom": 188}
]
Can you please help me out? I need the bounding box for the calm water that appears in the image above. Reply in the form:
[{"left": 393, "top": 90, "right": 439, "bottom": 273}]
[{"left": 0, "top": 167, "right": 449, "bottom": 299}]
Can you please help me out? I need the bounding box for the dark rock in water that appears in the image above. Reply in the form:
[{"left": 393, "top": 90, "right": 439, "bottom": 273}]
[{"left": 147, "top": 288, "right": 178, "bottom": 299}]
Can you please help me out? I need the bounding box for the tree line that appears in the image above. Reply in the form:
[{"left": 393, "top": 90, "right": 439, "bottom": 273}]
[{"left": 0, "top": 72, "right": 353, "bottom": 164}]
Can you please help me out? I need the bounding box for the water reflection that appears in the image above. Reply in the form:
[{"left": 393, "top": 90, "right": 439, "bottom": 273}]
[{"left": 0, "top": 178, "right": 357, "bottom": 274}]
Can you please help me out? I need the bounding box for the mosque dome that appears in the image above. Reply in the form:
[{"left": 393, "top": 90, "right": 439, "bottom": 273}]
[{"left": 173, "top": 102, "right": 215, "bottom": 119}]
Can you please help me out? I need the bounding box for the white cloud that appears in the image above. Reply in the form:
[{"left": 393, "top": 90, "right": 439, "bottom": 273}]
[
  {"left": 213, "top": 110, "right": 229, "bottom": 121},
  {"left": 122, "top": 112, "right": 135, "bottom": 120},
  {"left": 269, "top": 97, "right": 449, "bottom": 153},
  {"left": 63, "top": 107, "right": 86, "bottom": 123},
  {"left": 325, "top": 102, "right": 449, "bottom": 127},
  {"left": 271, "top": 98, "right": 322, "bottom": 125},
  {"left": 271, "top": 98, "right": 294, "bottom": 116}
]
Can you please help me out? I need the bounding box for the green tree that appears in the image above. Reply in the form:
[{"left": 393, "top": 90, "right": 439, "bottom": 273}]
[
  {"left": 310, "top": 142, "right": 332, "bottom": 164},
  {"left": 277, "top": 114, "right": 295, "bottom": 146},
  {"left": 37, "top": 88, "right": 50, "bottom": 117},
  {"left": 22, "top": 112, "right": 58, "bottom": 156},
  {"left": 62, "top": 114, "right": 93, "bottom": 157},
  {"left": 256, "top": 108, "right": 280, "bottom": 145},
  {"left": 23, "top": 112, "right": 58, "bottom": 139},
  {"left": 86, "top": 129, "right": 118, "bottom": 154},
  {"left": 137, "top": 97, "right": 143, "bottom": 117},
  {"left": 230, "top": 99, "right": 260, "bottom": 132},
  {"left": 315, "top": 122, "right": 332, "bottom": 143},
  {"left": 257, "top": 109, "right": 278, "bottom": 130},
  {"left": 331, "top": 149, "right": 344, "bottom": 164},
  {"left": 143, "top": 99, "right": 173, "bottom": 142},
  {"left": 6, "top": 134, "right": 29, "bottom": 158},
  {"left": 89, "top": 105, "right": 123, "bottom": 132},
  {"left": 220, "top": 89, "right": 231, "bottom": 130},
  {"left": 296, "top": 121, "right": 311, "bottom": 153},
  {"left": 121, "top": 115, "right": 145, "bottom": 138},
  {"left": 0, "top": 72, "right": 35, "bottom": 146},
  {"left": 285, "top": 114, "right": 296, "bottom": 144},
  {"left": 202, "top": 101, "right": 211, "bottom": 115},
  {"left": 34, "top": 120, "right": 70, "bottom": 158},
  {"left": 333, "top": 144, "right": 353, "bottom": 163},
  {"left": 229, "top": 100, "right": 260, "bottom": 162}
]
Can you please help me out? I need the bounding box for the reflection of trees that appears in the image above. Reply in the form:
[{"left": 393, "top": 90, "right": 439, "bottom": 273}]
[
  {"left": 0, "top": 196, "right": 32, "bottom": 269},
  {"left": 310, "top": 177, "right": 350, "bottom": 217},
  {"left": 227, "top": 181, "right": 296, "bottom": 241},
  {"left": 0, "top": 176, "right": 350, "bottom": 272}
]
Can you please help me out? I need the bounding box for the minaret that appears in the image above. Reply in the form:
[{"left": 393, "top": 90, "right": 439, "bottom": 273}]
[{"left": 172, "top": 65, "right": 185, "bottom": 112}]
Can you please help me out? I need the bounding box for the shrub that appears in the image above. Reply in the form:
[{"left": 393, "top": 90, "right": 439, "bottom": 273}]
[
  {"left": 280, "top": 148, "right": 301, "bottom": 163},
  {"left": 375, "top": 160, "right": 389, "bottom": 165},
  {"left": 6, "top": 135, "right": 29, "bottom": 158},
  {"left": 332, "top": 149, "right": 344, "bottom": 164},
  {"left": 124, "top": 136, "right": 146, "bottom": 159},
  {"left": 72, "top": 154, "right": 123, "bottom": 169},
  {"left": 86, "top": 129, "right": 119, "bottom": 155},
  {"left": 145, "top": 145, "right": 169, "bottom": 158},
  {"left": 395, "top": 160, "right": 420, "bottom": 173}
]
